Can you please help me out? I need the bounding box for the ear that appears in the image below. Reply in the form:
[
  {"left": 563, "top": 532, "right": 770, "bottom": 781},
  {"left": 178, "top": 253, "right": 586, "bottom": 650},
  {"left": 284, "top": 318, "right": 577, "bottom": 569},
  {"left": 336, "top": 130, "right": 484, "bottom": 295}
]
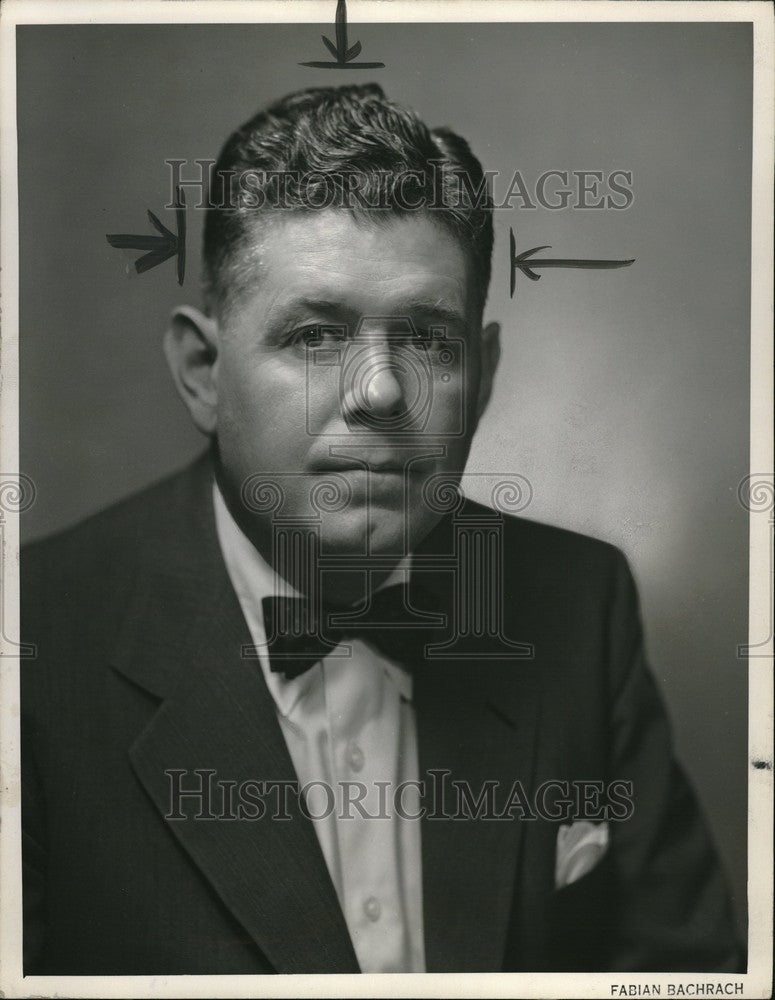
[
  {"left": 475, "top": 321, "right": 501, "bottom": 421},
  {"left": 164, "top": 305, "right": 220, "bottom": 436}
]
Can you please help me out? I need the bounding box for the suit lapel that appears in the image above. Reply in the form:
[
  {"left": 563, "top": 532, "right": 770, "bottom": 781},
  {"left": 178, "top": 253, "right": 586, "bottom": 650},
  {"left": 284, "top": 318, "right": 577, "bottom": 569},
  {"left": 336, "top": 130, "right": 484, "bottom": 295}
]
[
  {"left": 416, "top": 658, "right": 542, "bottom": 972},
  {"left": 413, "top": 501, "right": 544, "bottom": 972},
  {"left": 110, "top": 459, "right": 359, "bottom": 973}
]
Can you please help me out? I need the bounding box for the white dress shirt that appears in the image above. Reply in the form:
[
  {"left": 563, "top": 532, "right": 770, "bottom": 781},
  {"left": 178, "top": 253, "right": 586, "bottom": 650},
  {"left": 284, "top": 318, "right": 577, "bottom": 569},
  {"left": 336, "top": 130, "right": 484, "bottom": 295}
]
[{"left": 213, "top": 485, "right": 426, "bottom": 973}]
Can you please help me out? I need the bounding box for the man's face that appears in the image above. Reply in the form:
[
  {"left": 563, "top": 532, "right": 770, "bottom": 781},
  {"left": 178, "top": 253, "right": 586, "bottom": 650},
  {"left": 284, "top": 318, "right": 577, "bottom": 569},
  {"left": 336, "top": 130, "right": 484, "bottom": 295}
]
[{"left": 212, "top": 210, "right": 496, "bottom": 565}]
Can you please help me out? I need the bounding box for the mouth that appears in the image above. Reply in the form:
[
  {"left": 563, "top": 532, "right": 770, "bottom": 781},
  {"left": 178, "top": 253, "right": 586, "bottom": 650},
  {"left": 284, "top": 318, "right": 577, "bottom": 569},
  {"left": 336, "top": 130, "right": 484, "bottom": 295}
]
[
  {"left": 311, "top": 459, "right": 409, "bottom": 475},
  {"left": 308, "top": 463, "right": 410, "bottom": 505}
]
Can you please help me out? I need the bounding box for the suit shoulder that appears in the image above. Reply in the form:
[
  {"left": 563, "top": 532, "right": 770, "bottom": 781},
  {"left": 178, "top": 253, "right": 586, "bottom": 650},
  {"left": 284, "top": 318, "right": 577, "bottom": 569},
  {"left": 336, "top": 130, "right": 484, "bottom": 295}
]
[
  {"left": 21, "top": 454, "right": 213, "bottom": 680},
  {"left": 512, "top": 513, "right": 624, "bottom": 566},
  {"left": 460, "top": 497, "right": 628, "bottom": 590},
  {"left": 22, "top": 454, "right": 211, "bottom": 592}
]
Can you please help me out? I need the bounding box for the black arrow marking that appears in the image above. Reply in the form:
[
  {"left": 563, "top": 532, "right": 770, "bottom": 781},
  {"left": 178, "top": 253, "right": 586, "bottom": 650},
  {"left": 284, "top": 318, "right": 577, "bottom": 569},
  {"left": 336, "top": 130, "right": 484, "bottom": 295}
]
[
  {"left": 300, "top": 0, "right": 384, "bottom": 68},
  {"left": 510, "top": 228, "right": 634, "bottom": 297},
  {"left": 106, "top": 186, "right": 186, "bottom": 286}
]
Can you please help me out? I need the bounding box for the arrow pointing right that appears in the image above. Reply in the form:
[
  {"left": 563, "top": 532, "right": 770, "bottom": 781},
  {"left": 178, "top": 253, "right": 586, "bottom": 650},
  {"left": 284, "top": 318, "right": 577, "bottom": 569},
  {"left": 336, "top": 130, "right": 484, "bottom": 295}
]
[{"left": 106, "top": 187, "right": 186, "bottom": 286}]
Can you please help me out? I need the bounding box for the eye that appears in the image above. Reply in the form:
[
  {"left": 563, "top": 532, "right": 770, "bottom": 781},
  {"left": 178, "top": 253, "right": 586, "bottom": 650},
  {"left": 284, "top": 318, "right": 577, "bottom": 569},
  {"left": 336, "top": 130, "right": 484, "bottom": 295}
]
[
  {"left": 390, "top": 327, "right": 431, "bottom": 353},
  {"left": 406, "top": 328, "right": 439, "bottom": 353},
  {"left": 290, "top": 324, "right": 322, "bottom": 346},
  {"left": 289, "top": 324, "right": 346, "bottom": 347}
]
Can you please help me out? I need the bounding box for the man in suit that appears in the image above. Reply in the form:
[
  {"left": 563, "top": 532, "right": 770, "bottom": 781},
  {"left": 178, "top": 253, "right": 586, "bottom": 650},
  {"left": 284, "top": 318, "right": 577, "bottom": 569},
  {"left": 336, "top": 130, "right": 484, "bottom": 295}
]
[{"left": 21, "top": 83, "right": 742, "bottom": 974}]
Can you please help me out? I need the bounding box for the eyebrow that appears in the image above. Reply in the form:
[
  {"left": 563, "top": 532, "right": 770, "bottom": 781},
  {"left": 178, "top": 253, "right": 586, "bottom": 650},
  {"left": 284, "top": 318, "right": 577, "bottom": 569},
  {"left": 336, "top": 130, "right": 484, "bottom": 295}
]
[
  {"left": 280, "top": 297, "right": 467, "bottom": 328},
  {"left": 289, "top": 298, "right": 343, "bottom": 315},
  {"left": 398, "top": 299, "right": 468, "bottom": 328}
]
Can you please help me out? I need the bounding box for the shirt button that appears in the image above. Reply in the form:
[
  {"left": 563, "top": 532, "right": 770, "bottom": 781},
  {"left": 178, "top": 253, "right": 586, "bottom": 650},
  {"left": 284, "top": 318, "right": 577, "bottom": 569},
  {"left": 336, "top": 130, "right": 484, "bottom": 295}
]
[
  {"left": 347, "top": 742, "right": 364, "bottom": 772},
  {"left": 363, "top": 896, "right": 381, "bottom": 922}
]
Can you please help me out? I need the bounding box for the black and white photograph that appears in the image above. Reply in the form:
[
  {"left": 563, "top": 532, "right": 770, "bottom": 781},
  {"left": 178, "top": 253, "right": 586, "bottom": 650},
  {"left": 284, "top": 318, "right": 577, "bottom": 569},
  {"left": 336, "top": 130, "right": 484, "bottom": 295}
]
[{"left": 0, "top": 1, "right": 772, "bottom": 997}]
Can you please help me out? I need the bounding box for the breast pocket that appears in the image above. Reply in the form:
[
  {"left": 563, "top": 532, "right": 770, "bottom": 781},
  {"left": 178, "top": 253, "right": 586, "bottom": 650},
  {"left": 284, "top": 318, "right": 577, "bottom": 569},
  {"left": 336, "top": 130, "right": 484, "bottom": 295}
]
[{"left": 547, "top": 848, "right": 618, "bottom": 971}]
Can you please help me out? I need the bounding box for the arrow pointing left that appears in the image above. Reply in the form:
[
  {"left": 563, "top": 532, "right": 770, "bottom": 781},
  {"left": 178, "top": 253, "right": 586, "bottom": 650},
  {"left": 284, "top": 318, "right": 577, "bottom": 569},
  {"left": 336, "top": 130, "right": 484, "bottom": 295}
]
[
  {"left": 106, "top": 186, "right": 186, "bottom": 285},
  {"left": 509, "top": 227, "right": 633, "bottom": 297}
]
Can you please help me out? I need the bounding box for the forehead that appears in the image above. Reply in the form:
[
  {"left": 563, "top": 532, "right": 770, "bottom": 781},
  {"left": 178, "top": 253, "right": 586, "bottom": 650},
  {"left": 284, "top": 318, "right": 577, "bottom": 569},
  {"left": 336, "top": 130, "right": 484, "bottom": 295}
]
[{"left": 228, "top": 210, "right": 476, "bottom": 323}]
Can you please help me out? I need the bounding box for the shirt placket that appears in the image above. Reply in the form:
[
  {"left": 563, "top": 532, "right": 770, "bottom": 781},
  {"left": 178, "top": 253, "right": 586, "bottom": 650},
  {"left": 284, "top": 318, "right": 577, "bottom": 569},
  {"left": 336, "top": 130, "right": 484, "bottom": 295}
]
[{"left": 323, "top": 646, "right": 407, "bottom": 972}]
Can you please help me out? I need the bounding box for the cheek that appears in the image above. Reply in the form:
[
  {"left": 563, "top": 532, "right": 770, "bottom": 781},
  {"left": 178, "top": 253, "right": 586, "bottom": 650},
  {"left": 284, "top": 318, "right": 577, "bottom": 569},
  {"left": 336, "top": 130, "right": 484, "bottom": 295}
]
[
  {"left": 216, "top": 354, "right": 309, "bottom": 455},
  {"left": 424, "top": 353, "right": 481, "bottom": 431}
]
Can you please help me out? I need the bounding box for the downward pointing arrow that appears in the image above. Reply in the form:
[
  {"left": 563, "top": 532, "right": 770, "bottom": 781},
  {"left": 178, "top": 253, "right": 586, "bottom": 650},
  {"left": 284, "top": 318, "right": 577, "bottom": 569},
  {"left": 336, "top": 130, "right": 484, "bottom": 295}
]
[
  {"left": 300, "top": 0, "right": 384, "bottom": 68},
  {"left": 510, "top": 228, "right": 634, "bottom": 297},
  {"left": 106, "top": 187, "right": 186, "bottom": 285}
]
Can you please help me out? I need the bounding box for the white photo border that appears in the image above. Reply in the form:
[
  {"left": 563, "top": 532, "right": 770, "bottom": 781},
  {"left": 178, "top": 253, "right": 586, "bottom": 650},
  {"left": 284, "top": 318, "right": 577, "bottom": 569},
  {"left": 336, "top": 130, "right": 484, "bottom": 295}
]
[{"left": 1, "top": 2, "right": 772, "bottom": 997}]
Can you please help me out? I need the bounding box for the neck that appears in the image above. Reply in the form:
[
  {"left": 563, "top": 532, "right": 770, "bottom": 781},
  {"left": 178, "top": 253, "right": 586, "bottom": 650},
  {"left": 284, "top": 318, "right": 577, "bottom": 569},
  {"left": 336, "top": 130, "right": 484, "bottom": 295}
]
[{"left": 213, "top": 468, "right": 408, "bottom": 609}]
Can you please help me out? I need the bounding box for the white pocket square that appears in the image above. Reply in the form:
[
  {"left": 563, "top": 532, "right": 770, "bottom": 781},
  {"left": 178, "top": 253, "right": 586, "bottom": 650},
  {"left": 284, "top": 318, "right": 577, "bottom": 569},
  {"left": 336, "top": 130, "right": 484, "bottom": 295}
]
[{"left": 555, "top": 820, "right": 609, "bottom": 889}]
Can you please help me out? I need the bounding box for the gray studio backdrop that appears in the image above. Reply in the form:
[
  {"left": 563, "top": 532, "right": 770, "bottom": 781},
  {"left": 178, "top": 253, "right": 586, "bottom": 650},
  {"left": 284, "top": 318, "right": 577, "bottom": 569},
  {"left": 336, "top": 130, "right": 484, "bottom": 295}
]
[{"left": 17, "top": 22, "right": 751, "bottom": 935}]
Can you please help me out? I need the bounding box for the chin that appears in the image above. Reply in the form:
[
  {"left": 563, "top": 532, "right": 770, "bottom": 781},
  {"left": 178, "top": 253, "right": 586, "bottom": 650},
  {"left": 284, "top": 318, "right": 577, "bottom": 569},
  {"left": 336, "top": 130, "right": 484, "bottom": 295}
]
[{"left": 318, "top": 507, "right": 411, "bottom": 559}]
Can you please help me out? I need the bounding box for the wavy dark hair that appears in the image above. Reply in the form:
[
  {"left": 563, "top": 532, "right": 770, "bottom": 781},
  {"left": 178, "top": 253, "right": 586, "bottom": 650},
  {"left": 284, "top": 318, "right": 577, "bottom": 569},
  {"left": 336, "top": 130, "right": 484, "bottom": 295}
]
[{"left": 203, "top": 83, "right": 494, "bottom": 315}]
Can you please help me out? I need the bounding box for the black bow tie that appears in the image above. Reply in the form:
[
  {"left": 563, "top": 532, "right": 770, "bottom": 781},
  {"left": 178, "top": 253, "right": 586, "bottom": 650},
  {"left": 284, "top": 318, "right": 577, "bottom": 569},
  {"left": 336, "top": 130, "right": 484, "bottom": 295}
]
[{"left": 262, "top": 582, "right": 449, "bottom": 680}]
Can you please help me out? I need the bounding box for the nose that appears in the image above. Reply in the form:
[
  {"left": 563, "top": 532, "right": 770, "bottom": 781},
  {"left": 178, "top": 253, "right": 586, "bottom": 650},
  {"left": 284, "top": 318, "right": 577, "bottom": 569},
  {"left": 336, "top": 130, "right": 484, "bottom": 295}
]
[
  {"left": 363, "top": 362, "right": 404, "bottom": 413},
  {"left": 341, "top": 340, "right": 407, "bottom": 427}
]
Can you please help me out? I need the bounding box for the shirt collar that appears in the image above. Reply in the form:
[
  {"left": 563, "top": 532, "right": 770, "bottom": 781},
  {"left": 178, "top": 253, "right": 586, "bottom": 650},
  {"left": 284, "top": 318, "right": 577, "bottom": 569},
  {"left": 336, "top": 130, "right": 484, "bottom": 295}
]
[{"left": 212, "top": 482, "right": 413, "bottom": 714}]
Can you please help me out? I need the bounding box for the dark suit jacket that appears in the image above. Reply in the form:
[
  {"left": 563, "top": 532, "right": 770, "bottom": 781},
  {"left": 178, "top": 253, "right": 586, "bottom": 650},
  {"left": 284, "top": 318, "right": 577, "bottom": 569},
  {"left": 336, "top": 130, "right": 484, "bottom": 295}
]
[{"left": 21, "top": 454, "right": 743, "bottom": 974}]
